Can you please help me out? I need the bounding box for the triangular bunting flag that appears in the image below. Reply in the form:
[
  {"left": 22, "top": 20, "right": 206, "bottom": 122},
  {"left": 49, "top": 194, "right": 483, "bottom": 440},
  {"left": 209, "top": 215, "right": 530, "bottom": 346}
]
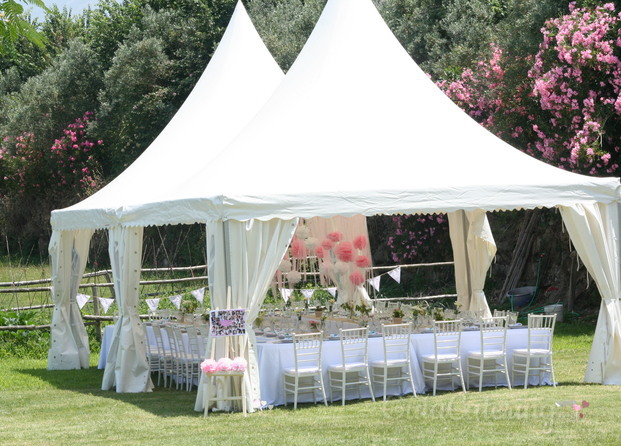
[
  {"left": 169, "top": 294, "right": 182, "bottom": 310},
  {"left": 76, "top": 293, "right": 90, "bottom": 310},
  {"left": 98, "top": 297, "right": 115, "bottom": 314},
  {"left": 387, "top": 266, "right": 401, "bottom": 284},
  {"left": 279, "top": 288, "right": 293, "bottom": 302},
  {"left": 191, "top": 287, "right": 206, "bottom": 305},
  {"left": 367, "top": 275, "right": 381, "bottom": 292},
  {"left": 146, "top": 298, "right": 160, "bottom": 313},
  {"left": 301, "top": 289, "right": 315, "bottom": 301},
  {"left": 326, "top": 287, "right": 338, "bottom": 298}
]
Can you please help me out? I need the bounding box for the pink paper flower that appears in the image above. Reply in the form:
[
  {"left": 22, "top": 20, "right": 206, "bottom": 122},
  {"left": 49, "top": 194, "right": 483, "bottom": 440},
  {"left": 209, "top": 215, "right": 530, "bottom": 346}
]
[
  {"left": 349, "top": 270, "right": 365, "bottom": 286},
  {"left": 335, "top": 241, "right": 354, "bottom": 262},
  {"left": 287, "top": 270, "right": 302, "bottom": 285},
  {"left": 217, "top": 357, "right": 234, "bottom": 372},
  {"left": 290, "top": 237, "right": 308, "bottom": 259},
  {"left": 353, "top": 235, "right": 368, "bottom": 250},
  {"left": 327, "top": 231, "right": 343, "bottom": 242},
  {"left": 200, "top": 358, "right": 218, "bottom": 374},
  {"left": 314, "top": 246, "right": 325, "bottom": 258},
  {"left": 355, "top": 255, "right": 370, "bottom": 268},
  {"left": 572, "top": 403, "right": 582, "bottom": 412},
  {"left": 321, "top": 238, "right": 334, "bottom": 251},
  {"left": 231, "top": 357, "right": 248, "bottom": 372}
]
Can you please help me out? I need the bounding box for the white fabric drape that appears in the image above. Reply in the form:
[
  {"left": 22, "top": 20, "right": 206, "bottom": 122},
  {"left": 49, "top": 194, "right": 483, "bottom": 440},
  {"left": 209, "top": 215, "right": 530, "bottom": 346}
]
[
  {"left": 195, "top": 218, "right": 298, "bottom": 412},
  {"left": 102, "top": 226, "right": 153, "bottom": 392},
  {"left": 306, "top": 215, "right": 373, "bottom": 307},
  {"left": 448, "top": 210, "right": 495, "bottom": 318},
  {"left": 47, "top": 229, "right": 94, "bottom": 369},
  {"left": 560, "top": 203, "right": 621, "bottom": 384}
]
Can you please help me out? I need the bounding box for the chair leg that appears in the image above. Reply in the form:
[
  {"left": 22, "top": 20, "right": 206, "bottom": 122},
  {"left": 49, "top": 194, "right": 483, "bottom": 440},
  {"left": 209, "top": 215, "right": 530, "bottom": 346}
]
[
  {"left": 523, "top": 357, "right": 530, "bottom": 389},
  {"left": 505, "top": 357, "right": 512, "bottom": 390},
  {"left": 293, "top": 376, "right": 299, "bottom": 410},
  {"left": 549, "top": 356, "right": 556, "bottom": 387},
  {"left": 319, "top": 372, "right": 328, "bottom": 407},
  {"left": 408, "top": 363, "right": 416, "bottom": 398},
  {"left": 367, "top": 370, "right": 376, "bottom": 402}
]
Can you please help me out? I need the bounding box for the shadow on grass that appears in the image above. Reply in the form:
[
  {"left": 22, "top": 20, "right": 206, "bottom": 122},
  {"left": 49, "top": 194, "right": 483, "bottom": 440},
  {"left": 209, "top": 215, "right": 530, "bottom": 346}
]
[{"left": 17, "top": 366, "right": 200, "bottom": 417}]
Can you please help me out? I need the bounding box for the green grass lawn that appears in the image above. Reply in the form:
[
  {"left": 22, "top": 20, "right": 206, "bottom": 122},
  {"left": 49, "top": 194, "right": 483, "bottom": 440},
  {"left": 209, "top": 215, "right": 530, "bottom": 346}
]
[{"left": 1, "top": 322, "right": 620, "bottom": 445}]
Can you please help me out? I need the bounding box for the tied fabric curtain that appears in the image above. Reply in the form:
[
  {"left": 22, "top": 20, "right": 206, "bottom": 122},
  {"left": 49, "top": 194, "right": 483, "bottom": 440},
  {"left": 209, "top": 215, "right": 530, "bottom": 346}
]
[
  {"left": 560, "top": 203, "right": 621, "bottom": 384},
  {"left": 102, "top": 226, "right": 153, "bottom": 392},
  {"left": 448, "top": 210, "right": 495, "bottom": 318},
  {"left": 195, "top": 218, "right": 298, "bottom": 412},
  {"left": 47, "top": 229, "right": 94, "bottom": 370}
]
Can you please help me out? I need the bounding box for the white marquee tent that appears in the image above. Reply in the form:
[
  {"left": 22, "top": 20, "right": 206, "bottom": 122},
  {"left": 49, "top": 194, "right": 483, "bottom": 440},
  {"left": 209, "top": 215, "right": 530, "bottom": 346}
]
[
  {"left": 46, "top": 1, "right": 284, "bottom": 392},
  {"left": 49, "top": 0, "right": 621, "bottom": 407}
]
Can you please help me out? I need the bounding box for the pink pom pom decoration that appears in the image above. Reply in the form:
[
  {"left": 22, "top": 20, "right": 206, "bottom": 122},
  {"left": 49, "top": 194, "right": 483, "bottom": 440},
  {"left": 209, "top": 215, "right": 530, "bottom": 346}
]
[
  {"left": 349, "top": 270, "right": 365, "bottom": 286},
  {"left": 355, "top": 255, "right": 370, "bottom": 268},
  {"left": 327, "top": 231, "right": 343, "bottom": 242},
  {"left": 321, "top": 238, "right": 334, "bottom": 251},
  {"left": 335, "top": 241, "right": 354, "bottom": 262},
  {"left": 217, "top": 357, "right": 234, "bottom": 372},
  {"left": 231, "top": 357, "right": 248, "bottom": 372},
  {"left": 200, "top": 358, "right": 218, "bottom": 374},
  {"left": 314, "top": 245, "right": 325, "bottom": 258},
  {"left": 290, "top": 237, "right": 308, "bottom": 259},
  {"left": 353, "top": 235, "right": 368, "bottom": 251}
]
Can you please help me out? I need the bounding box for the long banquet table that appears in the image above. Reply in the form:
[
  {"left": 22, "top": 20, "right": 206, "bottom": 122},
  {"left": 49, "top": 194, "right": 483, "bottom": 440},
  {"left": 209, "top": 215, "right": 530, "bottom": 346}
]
[
  {"left": 99, "top": 324, "right": 552, "bottom": 404},
  {"left": 255, "top": 327, "right": 548, "bottom": 406}
]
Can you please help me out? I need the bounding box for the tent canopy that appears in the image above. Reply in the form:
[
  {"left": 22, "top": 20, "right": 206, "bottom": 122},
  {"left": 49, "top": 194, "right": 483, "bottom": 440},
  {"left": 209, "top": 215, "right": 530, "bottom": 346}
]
[
  {"left": 51, "top": 0, "right": 619, "bottom": 231},
  {"left": 50, "top": 1, "right": 283, "bottom": 231}
]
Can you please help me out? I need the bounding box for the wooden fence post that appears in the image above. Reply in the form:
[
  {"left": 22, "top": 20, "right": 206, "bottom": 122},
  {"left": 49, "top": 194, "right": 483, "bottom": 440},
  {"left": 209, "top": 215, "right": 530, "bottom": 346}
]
[{"left": 92, "top": 285, "right": 102, "bottom": 342}]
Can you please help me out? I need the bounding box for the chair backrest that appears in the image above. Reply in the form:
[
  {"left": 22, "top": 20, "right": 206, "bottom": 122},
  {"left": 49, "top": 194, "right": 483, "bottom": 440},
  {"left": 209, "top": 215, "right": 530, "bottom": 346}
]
[
  {"left": 151, "top": 323, "right": 167, "bottom": 357},
  {"left": 165, "top": 325, "right": 185, "bottom": 361},
  {"left": 479, "top": 316, "right": 508, "bottom": 354},
  {"left": 338, "top": 327, "right": 369, "bottom": 366},
  {"left": 185, "top": 326, "right": 204, "bottom": 359},
  {"left": 527, "top": 314, "right": 556, "bottom": 351},
  {"left": 381, "top": 323, "right": 411, "bottom": 361},
  {"left": 432, "top": 320, "right": 462, "bottom": 358},
  {"left": 292, "top": 332, "right": 324, "bottom": 371},
  {"left": 493, "top": 309, "right": 518, "bottom": 324}
]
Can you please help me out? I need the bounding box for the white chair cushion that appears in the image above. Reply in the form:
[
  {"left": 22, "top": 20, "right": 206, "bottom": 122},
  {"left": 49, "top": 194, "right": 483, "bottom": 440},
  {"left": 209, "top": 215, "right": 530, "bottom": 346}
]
[
  {"left": 421, "top": 353, "right": 459, "bottom": 362},
  {"left": 328, "top": 362, "right": 367, "bottom": 372},
  {"left": 513, "top": 348, "right": 551, "bottom": 356},
  {"left": 284, "top": 366, "right": 320, "bottom": 376},
  {"left": 371, "top": 359, "right": 408, "bottom": 368},
  {"left": 467, "top": 350, "right": 505, "bottom": 359}
]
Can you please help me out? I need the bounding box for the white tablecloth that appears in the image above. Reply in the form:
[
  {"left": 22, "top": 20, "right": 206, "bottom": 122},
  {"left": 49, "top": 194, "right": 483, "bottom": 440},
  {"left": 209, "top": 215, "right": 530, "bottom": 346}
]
[
  {"left": 98, "top": 324, "right": 205, "bottom": 369},
  {"left": 255, "top": 327, "right": 549, "bottom": 406},
  {"left": 99, "top": 325, "right": 551, "bottom": 404}
]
